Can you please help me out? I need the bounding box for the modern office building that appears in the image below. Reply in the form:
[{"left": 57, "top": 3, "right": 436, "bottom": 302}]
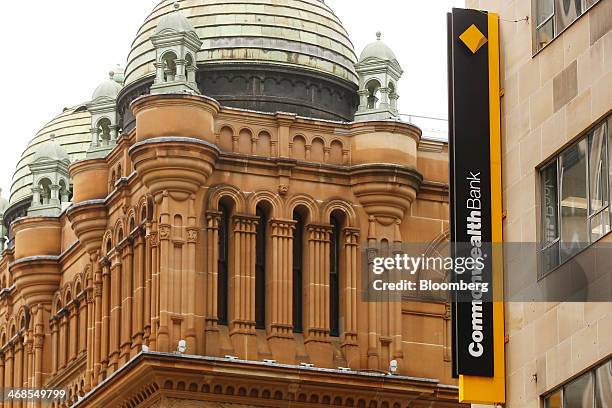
[
  {"left": 464, "top": 0, "right": 611, "bottom": 406},
  {"left": 0, "top": 1, "right": 464, "bottom": 407}
]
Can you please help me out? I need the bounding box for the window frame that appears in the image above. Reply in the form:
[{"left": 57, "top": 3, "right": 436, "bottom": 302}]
[
  {"left": 532, "top": 0, "right": 602, "bottom": 54},
  {"left": 543, "top": 358, "right": 611, "bottom": 407},
  {"left": 217, "top": 204, "right": 230, "bottom": 325},
  {"left": 539, "top": 114, "right": 610, "bottom": 277},
  {"left": 255, "top": 206, "right": 268, "bottom": 330}
]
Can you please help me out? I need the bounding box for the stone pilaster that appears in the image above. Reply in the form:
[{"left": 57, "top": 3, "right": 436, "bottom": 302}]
[
  {"left": 229, "top": 214, "right": 258, "bottom": 360},
  {"left": 109, "top": 252, "right": 122, "bottom": 372},
  {"left": 204, "top": 211, "right": 221, "bottom": 355},
  {"left": 267, "top": 219, "right": 296, "bottom": 362},
  {"left": 342, "top": 227, "right": 360, "bottom": 366},
  {"left": 304, "top": 224, "right": 333, "bottom": 366},
  {"left": 185, "top": 199, "right": 198, "bottom": 354},
  {"left": 132, "top": 229, "right": 146, "bottom": 356},
  {"left": 99, "top": 257, "right": 110, "bottom": 381},
  {"left": 120, "top": 239, "right": 133, "bottom": 364}
]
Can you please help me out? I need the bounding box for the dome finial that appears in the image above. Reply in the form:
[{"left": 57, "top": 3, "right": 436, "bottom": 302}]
[
  {"left": 376, "top": 31, "right": 382, "bottom": 40},
  {"left": 173, "top": 1, "right": 180, "bottom": 10}
]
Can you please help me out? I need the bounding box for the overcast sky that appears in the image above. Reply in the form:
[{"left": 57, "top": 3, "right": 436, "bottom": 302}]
[{"left": 0, "top": 0, "right": 462, "bottom": 198}]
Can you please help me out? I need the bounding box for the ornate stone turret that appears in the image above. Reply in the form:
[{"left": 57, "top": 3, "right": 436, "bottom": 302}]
[
  {"left": 87, "top": 71, "right": 122, "bottom": 158},
  {"left": 150, "top": 2, "right": 202, "bottom": 95},
  {"left": 28, "top": 135, "right": 71, "bottom": 217},
  {"left": 355, "top": 32, "right": 403, "bottom": 121}
]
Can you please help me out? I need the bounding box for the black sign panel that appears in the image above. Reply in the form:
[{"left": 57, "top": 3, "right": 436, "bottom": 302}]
[{"left": 448, "top": 8, "right": 495, "bottom": 378}]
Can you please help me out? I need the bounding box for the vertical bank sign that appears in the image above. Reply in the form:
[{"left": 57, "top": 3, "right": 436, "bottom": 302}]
[{"left": 448, "top": 8, "right": 505, "bottom": 404}]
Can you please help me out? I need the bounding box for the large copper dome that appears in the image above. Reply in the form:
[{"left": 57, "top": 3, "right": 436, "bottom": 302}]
[{"left": 124, "top": 0, "right": 358, "bottom": 86}]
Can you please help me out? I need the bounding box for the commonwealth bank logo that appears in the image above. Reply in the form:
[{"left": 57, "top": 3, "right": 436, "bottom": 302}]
[{"left": 459, "top": 24, "right": 488, "bottom": 54}]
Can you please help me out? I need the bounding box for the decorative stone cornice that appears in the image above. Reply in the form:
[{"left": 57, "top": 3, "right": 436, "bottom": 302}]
[
  {"left": 129, "top": 137, "right": 219, "bottom": 200},
  {"left": 350, "top": 164, "right": 422, "bottom": 225}
]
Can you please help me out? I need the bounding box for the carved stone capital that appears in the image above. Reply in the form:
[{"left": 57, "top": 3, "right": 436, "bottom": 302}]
[
  {"left": 158, "top": 225, "right": 171, "bottom": 241},
  {"left": 187, "top": 228, "right": 199, "bottom": 243}
]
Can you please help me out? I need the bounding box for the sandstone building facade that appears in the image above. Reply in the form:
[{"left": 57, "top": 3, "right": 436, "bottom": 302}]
[
  {"left": 465, "top": 0, "right": 611, "bottom": 406},
  {"left": 0, "top": 1, "right": 461, "bottom": 407}
]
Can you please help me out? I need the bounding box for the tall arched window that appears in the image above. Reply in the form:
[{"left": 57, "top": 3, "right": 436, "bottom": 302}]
[
  {"left": 292, "top": 210, "right": 304, "bottom": 333},
  {"left": 218, "top": 203, "right": 230, "bottom": 325},
  {"left": 255, "top": 205, "right": 268, "bottom": 329},
  {"left": 330, "top": 213, "right": 342, "bottom": 337}
]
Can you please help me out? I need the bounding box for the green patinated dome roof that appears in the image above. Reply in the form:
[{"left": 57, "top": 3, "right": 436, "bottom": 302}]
[
  {"left": 124, "top": 0, "right": 358, "bottom": 86},
  {"left": 32, "top": 135, "right": 71, "bottom": 163},
  {"left": 9, "top": 106, "right": 91, "bottom": 205},
  {"left": 359, "top": 33, "right": 398, "bottom": 63},
  {"left": 92, "top": 73, "right": 123, "bottom": 101}
]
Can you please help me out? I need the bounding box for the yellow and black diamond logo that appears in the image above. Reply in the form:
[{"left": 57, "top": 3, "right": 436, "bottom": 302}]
[{"left": 459, "top": 24, "right": 488, "bottom": 54}]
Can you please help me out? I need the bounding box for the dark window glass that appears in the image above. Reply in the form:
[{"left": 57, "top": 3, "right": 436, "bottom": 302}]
[
  {"left": 218, "top": 204, "right": 230, "bottom": 325},
  {"left": 255, "top": 207, "right": 267, "bottom": 330},
  {"left": 555, "top": 0, "right": 582, "bottom": 34},
  {"left": 330, "top": 216, "right": 341, "bottom": 337},
  {"left": 595, "top": 360, "right": 612, "bottom": 407},
  {"left": 559, "top": 139, "right": 588, "bottom": 261},
  {"left": 537, "top": 0, "right": 554, "bottom": 24},
  {"left": 292, "top": 212, "right": 304, "bottom": 333},
  {"left": 564, "top": 372, "right": 594, "bottom": 408}
]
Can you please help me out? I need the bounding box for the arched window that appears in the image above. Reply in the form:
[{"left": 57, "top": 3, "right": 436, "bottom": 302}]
[
  {"left": 292, "top": 210, "right": 305, "bottom": 333},
  {"left": 97, "top": 118, "right": 112, "bottom": 146},
  {"left": 366, "top": 79, "right": 381, "bottom": 109},
  {"left": 330, "top": 213, "right": 342, "bottom": 337},
  {"left": 39, "top": 178, "right": 52, "bottom": 205},
  {"left": 162, "top": 51, "right": 178, "bottom": 82},
  {"left": 255, "top": 204, "right": 269, "bottom": 329},
  {"left": 218, "top": 202, "right": 230, "bottom": 325}
]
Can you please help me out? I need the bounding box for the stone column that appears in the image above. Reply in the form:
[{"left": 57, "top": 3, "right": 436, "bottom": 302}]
[
  {"left": 79, "top": 294, "right": 88, "bottom": 355},
  {"left": 342, "top": 228, "right": 360, "bottom": 365},
  {"left": 14, "top": 339, "right": 22, "bottom": 397},
  {"left": 185, "top": 196, "right": 198, "bottom": 353},
  {"left": 267, "top": 219, "right": 296, "bottom": 362},
  {"left": 174, "top": 58, "right": 187, "bottom": 82},
  {"left": 305, "top": 224, "right": 332, "bottom": 341},
  {"left": 186, "top": 64, "right": 197, "bottom": 84},
  {"left": 90, "top": 127, "right": 99, "bottom": 148},
  {"left": 99, "top": 257, "right": 110, "bottom": 381},
  {"left": 85, "top": 284, "right": 94, "bottom": 391},
  {"left": 357, "top": 90, "right": 369, "bottom": 112},
  {"left": 31, "top": 187, "right": 41, "bottom": 208},
  {"left": 157, "top": 220, "right": 171, "bottom": 353},
  {"left": 49, "top": 185, "right": 60, "bottom": 206},
  {"left": 68, "top": 302, "right": 79, "bottom": 362},
  {"left": 154, "top": 61, "right": 164, "bottom": 84},
  {"left": 204, "top": 211, "right": 221, "bottom": 355},
  {"left": 120, "top": 240, "right": 134, "bottom": 364},
  {"left": 109, "top": 252, "right": 122, "bottom": 372},
  {"left": 59, "top": 312, "right": 68, "bottom": 369},
  {"left": 304, "top": 224, "right": 333, "bottom": 365},
  {"left": 379, "top": 87, "right": 390, "bottom": 109},
  {"left": 145, "top": 226, "right": 159, "bottom": 351},
  {"left": 50, "top": 317, "right": 58, "bottom": 374},
  {"left": 4, "top": 346, "right": 13, "bottom": 408},
  {"left": 366, "top": 217, "right": 379, "bottom": 370},
  {"left": 132, "top": 230, "right": 146, "bottom": 356},
  {"left": 229, "top": 214, "right": 258, "bottom": 359}
]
